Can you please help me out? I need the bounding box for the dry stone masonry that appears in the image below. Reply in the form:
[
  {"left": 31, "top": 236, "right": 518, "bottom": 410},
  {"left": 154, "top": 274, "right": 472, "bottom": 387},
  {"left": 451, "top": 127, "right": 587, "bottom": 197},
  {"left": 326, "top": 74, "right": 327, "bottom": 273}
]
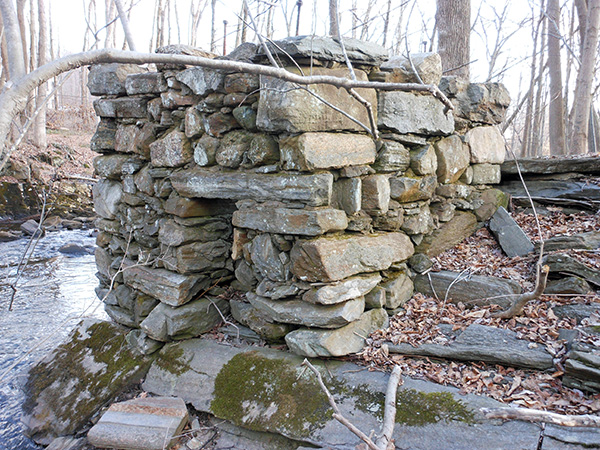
[{"left": 90, "top": 37, "right": 510, "bottom": 359}]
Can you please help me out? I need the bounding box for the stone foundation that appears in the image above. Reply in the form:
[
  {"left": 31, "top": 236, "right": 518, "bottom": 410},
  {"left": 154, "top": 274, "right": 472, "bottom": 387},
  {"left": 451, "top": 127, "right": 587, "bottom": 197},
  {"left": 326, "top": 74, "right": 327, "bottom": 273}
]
[{"left": 90, "top": 37, "right": 510, "bottom": 358}]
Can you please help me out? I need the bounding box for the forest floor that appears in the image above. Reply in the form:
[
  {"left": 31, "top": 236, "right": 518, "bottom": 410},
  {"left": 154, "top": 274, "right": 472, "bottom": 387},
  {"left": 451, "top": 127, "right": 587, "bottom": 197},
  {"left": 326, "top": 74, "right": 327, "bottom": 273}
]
[{"left": 360, "top": 207, "right": 600, "bottom": 416}]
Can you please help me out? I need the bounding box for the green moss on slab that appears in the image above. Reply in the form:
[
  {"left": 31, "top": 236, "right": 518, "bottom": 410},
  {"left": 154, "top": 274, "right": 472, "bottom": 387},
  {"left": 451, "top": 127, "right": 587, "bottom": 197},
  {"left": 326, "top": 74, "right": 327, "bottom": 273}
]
[
  {"left": 395, "top": 390, "right": 474, "bottom": 426},
  {"left": 211, "top": 352, "right": 330, "bottom": 438},
  {"left": 153, "top": 344, "right": 189, "bottom": 376}
]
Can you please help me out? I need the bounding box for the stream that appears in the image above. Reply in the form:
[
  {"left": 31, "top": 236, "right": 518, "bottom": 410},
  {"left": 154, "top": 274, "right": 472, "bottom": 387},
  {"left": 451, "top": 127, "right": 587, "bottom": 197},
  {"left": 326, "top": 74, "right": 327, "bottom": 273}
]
[{"left": 0, "top": 229, "right": 107, "bottom": 450}]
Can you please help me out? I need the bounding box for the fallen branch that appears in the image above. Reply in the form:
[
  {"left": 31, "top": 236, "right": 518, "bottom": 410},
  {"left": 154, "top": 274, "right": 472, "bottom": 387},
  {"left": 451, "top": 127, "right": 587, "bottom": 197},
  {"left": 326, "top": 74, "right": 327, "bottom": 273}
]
[
  {"left": 492, "top": 264, "right": 549, "bottom": 318},
  {"left": 302, "top": 359, "right": 402, "bottom": 450},
  {"left": 482, "top": 407, "right": 600, "bottom": 428}
]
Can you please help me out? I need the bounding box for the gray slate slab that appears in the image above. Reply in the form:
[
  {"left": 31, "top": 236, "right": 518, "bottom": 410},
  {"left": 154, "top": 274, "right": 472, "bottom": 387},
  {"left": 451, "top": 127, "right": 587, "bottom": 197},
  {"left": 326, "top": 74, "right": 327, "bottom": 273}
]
[
  {"left": 388, "top": 323, "right": 553, "bottom": 370},
  {"left": 142, "top": 339, "right": 585, "bottom": 450},
  {"left": 543, "top": 253, "right": 600, "bottom": 287},
  {"left": 489, "top": 206, "right": 534, "bottom": 257}
]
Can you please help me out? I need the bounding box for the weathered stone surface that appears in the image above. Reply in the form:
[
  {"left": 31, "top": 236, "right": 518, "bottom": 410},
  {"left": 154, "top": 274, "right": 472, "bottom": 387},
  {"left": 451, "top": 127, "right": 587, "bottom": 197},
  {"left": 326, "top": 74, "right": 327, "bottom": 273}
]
[
  {"left": 203, "top": 112, "right": 240, "bottom": 137},
  {"left": 541, "top": 231, "right": 600, "bottom": 252},
  {"left": 174, "top": 240, "right": 231, "bottom": 274},
  {"left": 143, "top": 339, "right": 571, "bottom": 450},
  {"left": 410, "top": 144, "right": 438, "bottom": 176},
  {"left": 93, "top": 154, "right": 144, "bottom": 180},
  {"left": 22, "top": 319, "right": 153, "bottom": 444},
  {"left": 243, "top": 134, "right": 279, "bottom": 167},
  {"left": 171, "top": 168, "right": 333, "bottom": 206},
  {"left": 93, "top": 97, "right": 149, "bottom": 118},
  {"left": 250, "top": 234, "right": 289, "bottom": 282},
  {"left": 414, "top": 270, "right": 521, "bottom": 308},
  {"left": 224, "top": 72, "right": 260, "bottom": 93},
  {"left": 545, "top": 277, "right": 593, "bottom": 295},
  {"left": 87, "top": 397, "right": 188, "bottom": 450},
  {"left": 184, "top": 107, "right": 204, "bottom": 138},
  {"left": 302, "top": 273, "right": 381, "bottom": 305},
  {"left": 471, "top": 164, "right": 501, "bottom": 184},
  {"left": 465, "top": 126, "right": 505, "bottom": 164},
  {"left": 545, "top": 425, "right": 600, "bottom": 448},
  {"left": 193, "top": 134, "right": 220, "bottom": 166},
  {"left": 260, "top": 36, "right": 388, "bottom": 66},
  {"left": 230, "top": 300, "right": 295, "bottom": 342},
  {"left": 361, "top": 174, "right": 390, "bottom": 214},
  {"left": 215, "top": 130, "right": 254, "bottom": 168},
  {"left": 378, "top": 92, "right": 454, "bottom": 135},
  {"left": 91, "top": 119, "right": 117, "bottom": 153},
  {"left": 93, "top": 179, "right": 122, "bottom": 220},
  {"left": 365, "top": 286, "right": 386, "bottom": 309},
  {"left": 442, "top": 80, "right": 511, "bottom": 125},
  {"left": 390, "top": 176, "right": 437, "bottom": 203},
  {"left": 373, "top": 209, "right": 404, "bottom": 231},
  {"left": 247, "top": 292, "right": 365, "bottom": 328},
  {"left": 416, "top": 211, "right": 478, "bottom": 256},
  {"left": 175, "top": 66, "right": 224, "bottom": 95},
  {"left": 125, "top": 72, "right": 168, "bottom": 95},
  {"left": 554, "top": 303, "right": 600, "bottom": 323},
  {"left": 140, "top": 297, "right": 229, "bottom": 341},
  {"left": 489, "top": 207, "right": 534, "bottom": 257},
  {"left": 158, "top": 218, "right": 230, "bottom": 246},
  {"left": 233, "top": 206, "right": 347, "bottom": 236},
  {"left": 164, "top": 195, "right": 235, "bottom": 217},
  {"left": 150, "top": 130, "right": 193, "bottom": 168},
  {"left": 543, "top": 254, "right": 600, "bottom": 287},
  {"left": 434, "top": 135, "right": 470, "bottom": 183},
  {"left": 45, "top": 436, "right": 85, "bottom": 450},
  {"left": 88, "top": 63, "right": 145, "bottom": 96},
  {"left": 255, "top": 279, "right": 304, "bottom": 299},
  {"left": 389, "top": 324, "right": 553, "bottom": 370},
  {"left": 409, "top": 253, "right": 433, "bottom": 274},
  {"left": 501, "top": 155, "right": 600, "bottom": 176},
  {"left": 499, "top": 178, "right": 600, "bottom": 204},
  {"left": 473, "top": 188, "right": 509, "bottom": 222},
  {"left": 402, "top": 206, "right": 435, "bottom": 236},
  {"left": 257, "top": 67, "right": 376, "bottom": 133},
  {"left": 126, "top": 330, "right": 164, "bottom": 356},
  {"left": 285, "top": 308, "right": 389, "bottom": 357},
  {"left": 379, "top": 53, "right": 442, "bottom": 85},
  {"left": 281, "top": 132, "right": 376, "bottom": 171},
  {"left": 291, "top": 232, "right": 414, "bottom": 282},
  {"left": 123, "top": 265, "right": 203, "bottom": 306},
  {"left": 331, "top": 177, "right": 361, "bottom": 215},
  {"left": 564, "top": 348, "right": 600, "bottom": 393},
  {"left": 232, "top": 106, "right": 258, "bottom": 132},
  {"left": 373, "top": 139, "right": 410, "bottom": 172},
  {"left": 381, "top": 271, "right": 414, "bottom": 309}
]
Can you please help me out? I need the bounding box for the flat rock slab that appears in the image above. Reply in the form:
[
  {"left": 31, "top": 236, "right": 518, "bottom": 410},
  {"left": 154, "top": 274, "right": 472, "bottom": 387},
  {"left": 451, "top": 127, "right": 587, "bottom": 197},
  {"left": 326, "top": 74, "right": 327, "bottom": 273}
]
[
  {"left": 489, "top": 207, "right": 534, "bottom": 257},
  {"left": 501, "top": 156, "right": 600, "bottom": 176},
  {"left": 541, "top": 231, "right": 600, "bottom": 252},
  {"left": 302, "top": 273, "right": 381, "bottom": 305},
  {"left": 543, "top": 253, "right": 600, "bottom": 287},
  {"left": 171, "top": 168, "right": 333, "bottom": 206},
  {"left": 87, "top": 397, "right": 188, "bottom": 450},
  {"left": 388, "top": 324, "right": 553, "bottom": 370},
  {"left": 291, "top": 232, "right": 414, "bottom": 282},
  {"left": 499, "top": 179, "right": 600, "bottom": 203},
  {"left": 142, "top": 339, "right": 583, "bottom": 450},
  {"left": 414, "top": 270, "right": 522, "bottom": 308},
  {"left": 415, "top": 211, "right": 478, "bottom": 257},
  {"left": 22, "top": 319, "right": 154, "bottom": 445}
]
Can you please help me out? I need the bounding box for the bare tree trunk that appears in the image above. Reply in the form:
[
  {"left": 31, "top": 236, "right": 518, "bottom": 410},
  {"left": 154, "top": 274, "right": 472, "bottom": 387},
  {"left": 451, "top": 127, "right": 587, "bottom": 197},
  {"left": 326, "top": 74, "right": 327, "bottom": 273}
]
[
  {"left": 105, "top": 0, "right": 116, "bottom": 48},
  {"left": 29, "top": 0, "right": 36, "bottom": 73},
  {"left": 16, "top": 0, "right": 28, "bottom": 71},
  {"left": 436, "top": 0, "right": 471, "bottom": 79},
  {"left": 329, "top": 0, "right": 339, "bottom": 37},
  {"left": 0, "top": 0, "right": 26, "bottom": 80},
  {"left": 574, "top": 0, "right": 588, "bottom": 52},
  {"left": 113, "top": 0, "right": 135, "bottom": 50},
  {"left": 360, "top": 0, "right": 373, "bottom": 41},
  {"left": 382, "top": 0, "right": 391, "bottom": 47},
  {"left": 157, "top": 0, "right": 165, "bottom": 48},
  {"left": 173, "top": 0, "right": 180, "bottom": 44},
  {"left": 547, "top": 0, "right": 567, "bottom": 155},
  {"left": 31, "top": 0, "right": 47, "bottom": 149},
  {"left": 0, "top": 16, "right": 9, "bottom": 88},
  {"left": 351, "top": 0, "right": 356, "bottom": 38},
  {"left": 222, "top": 20, "right": 227, "bottom": 55},
  {"left": 570, "top": 0, "right": 600, "bottom": 154},
  {"left": 210, "top": 0, "right": 216, "bottom": 53},
  {"left": 295, "top": 0, "right": 302, "bottom": 36}
]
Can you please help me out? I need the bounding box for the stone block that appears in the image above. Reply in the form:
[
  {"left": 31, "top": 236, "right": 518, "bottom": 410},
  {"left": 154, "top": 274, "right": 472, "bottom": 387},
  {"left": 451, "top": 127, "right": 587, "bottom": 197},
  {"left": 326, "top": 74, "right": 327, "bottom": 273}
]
[
  {"left": 250, "top": 234, "right": 289, "bottom": 282},
  {"left": 381, "top": 272, "right": 414, "bottom": 309},
  {"left": 230, "top": 300, "right": 294, "bottom": 343},
  {"left": 114, "top": 124, "right": 138, "bottom": 154},
  {"left": 164, "top": 195, "right": 235, "bottom": 218},
  {"left": 465, "top": 126, "right": 506, "bottom": 164},
  {"left": 372, "top": 139, "right": 410, "bottom": 172},
  {"left": 175, "top": 240, "right": 231, "bottom": 274},
  {"left": 216, "top": 130, "right": 254, "bottom": 168},
  {"left": 410, "top": 144, "right": 438, "bottom": 176},
  {"left": 471, "top": 164, "right": 501, "bottom": 184},
  {"left": 122, "top": 265, "right": 204, "bottom": 306},
  {"left": 150, "top": 130, "right": 193, "bottom": 168},
  {"left": 285, "top": 308, "right": 389, "bottom": 357},
  {"left": 243, "top": 134, "right": 279, "bottom": 167},
  {"left": 158, "top": 219, "right": 231, "bottom": 246},
  {"left": 378, "top": 91, "right": 454, "bottom": 135},
  {"left": 257, "top": 67, "right": 377, "bottom": 133},
  {"left": 93, "top": 97, "right": 149, "bottom": 118},
  {"left": 280, "top": 132, "right": 376, "bottom": 171},
  {"left": 203, "top": 112, "right": 240, "bottom": 137},
  {"left": 93, "top": 179, "right": 122, "bottom": 220},
  {"left": 233, "top": 206, "right": 347, "bottom": 236},
  {"left": 441, "top": 80, "right": 511, "bottom": 125},
  {"left": 434, "top": 135, "right": 470, "bottom": 183},
  {"left": 415, "top": 211, "right": 478, "bottom": 256},
  {"left": 332, "top": 178, "right": 361, "bottom": 215},
  {"left": 140, "top": 296, "right": 229, "bottom": 341},
  {"left": 88, "top": 397, "right": 188, "bottom": 450},
  {"left": 185, "top": 107, "right": 204, "bottom": 138},
  {"left": 247, "top": 292, "right": 365, "bottom": 329},
  {"left": 90, "top": 119, "right": 116, "bottom": 153},
  {"left": 302, "top": 273, "right": 381, "bottom": 305},
  {"left": 125, "top": 72, "right": 168, "bottom": 95},
  {"left": 88, "top": 63, "right": 145, "bottom": 96},
  {"left": 224, "top": 72, "right": 260, "bottom": 93},
  {"left": 291, "top": 232, "right": 414, "bottom": 282},
  {"left": 489, "top": 207, "right": 534, "bottom": 257},
  {"left": 364, "top": 286, "right": 386, "bottom": 309},
  {"left": 175, "top": 66, "right": 224, "bottom": 95},
  {"left": 194, "top": 134, "right": 220, "bottom": 166},
  {"left": 171, "top": 168, "right": 333, "bottom": 206},
  {"left": 401, "top": 206, "right": 435, "bottom": 235},
  {"left": 93, "top": 154, "right": 144, "bottom": 180},
  {"left": 378, "top": 52, "right": 442, "bottom": 85},
  {"left": 390, "top": 176, "right": 437, "bottom": 203},
  {"left": 361, "top": 174, "right": 390, "bottom": 214}
]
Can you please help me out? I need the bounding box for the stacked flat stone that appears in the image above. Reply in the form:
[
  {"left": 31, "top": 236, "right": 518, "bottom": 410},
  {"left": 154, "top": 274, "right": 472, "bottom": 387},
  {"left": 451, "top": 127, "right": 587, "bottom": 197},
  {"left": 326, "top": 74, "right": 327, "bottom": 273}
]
[{"left": 89, "top": 37, "right": 510, "bottom": 359}]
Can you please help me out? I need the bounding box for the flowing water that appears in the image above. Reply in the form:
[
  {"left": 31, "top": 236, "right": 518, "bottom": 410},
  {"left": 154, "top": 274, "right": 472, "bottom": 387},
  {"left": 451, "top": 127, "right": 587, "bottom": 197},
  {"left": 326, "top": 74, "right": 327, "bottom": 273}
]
[{"left": 0, "top": 229, "right": 107, "bottom": 450}]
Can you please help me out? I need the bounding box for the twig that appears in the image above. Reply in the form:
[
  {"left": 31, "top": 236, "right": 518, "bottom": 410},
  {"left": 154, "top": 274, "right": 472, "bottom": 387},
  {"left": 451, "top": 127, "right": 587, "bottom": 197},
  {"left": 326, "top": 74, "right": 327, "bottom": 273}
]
[{"left": 481, "top": 407, "right": 600, "bottom": 428}]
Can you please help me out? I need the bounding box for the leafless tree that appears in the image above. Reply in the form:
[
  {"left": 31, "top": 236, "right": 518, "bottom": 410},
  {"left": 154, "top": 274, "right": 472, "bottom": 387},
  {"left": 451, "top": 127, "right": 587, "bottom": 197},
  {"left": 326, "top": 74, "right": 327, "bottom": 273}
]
[
  {"left": 436, "top": 0, "right": 471, "bottom": 79},
  {"left": 329, "top": 0, "right": 339, "bottom": 37},
  {"left": 547, "top": 0, "right": 567, "bottom": 155}
]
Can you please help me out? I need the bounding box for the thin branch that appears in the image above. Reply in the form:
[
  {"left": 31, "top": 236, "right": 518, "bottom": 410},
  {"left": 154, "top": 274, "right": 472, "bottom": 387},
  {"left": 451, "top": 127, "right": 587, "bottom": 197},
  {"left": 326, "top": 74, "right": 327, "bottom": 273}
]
[
  {"left": 482, "top": 407, "right": 600, "bottom": 428},
  {"left": 375, "top": 365, "right": 402, "bottom": 450}
]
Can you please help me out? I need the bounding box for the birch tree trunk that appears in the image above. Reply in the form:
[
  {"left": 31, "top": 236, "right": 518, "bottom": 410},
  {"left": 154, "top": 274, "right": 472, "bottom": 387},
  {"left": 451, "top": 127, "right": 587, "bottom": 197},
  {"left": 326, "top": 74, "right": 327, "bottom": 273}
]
[
  {"left": 329, "top": 0, "right": 339, "bottom": 37},
  {"left": 210, "top": 0, "right": 216, "bottom": 53},
  {"left": 547, "top": 0, "right": 567, "bottom": 155},
  {"left": 570, "top": 0, "right": 600, "bottom": 154},
  {"left": 0, "top": 0, "right": 26, "bottom": 80},
  {"left": 32, "top": 0, "right": 47, "bottom": 149},
  {"left": 436, "top": 0, "right": 471, "bottom": 79},
  {"left": 113, "top": 0, "right": 136, "bottom": 51}
]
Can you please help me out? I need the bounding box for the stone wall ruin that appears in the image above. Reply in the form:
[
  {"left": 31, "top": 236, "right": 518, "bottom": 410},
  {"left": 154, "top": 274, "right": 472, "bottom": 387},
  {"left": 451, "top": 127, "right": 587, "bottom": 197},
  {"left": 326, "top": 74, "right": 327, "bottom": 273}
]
[{"left": 90, "top": 37, "right": 510, "bottom": 358}]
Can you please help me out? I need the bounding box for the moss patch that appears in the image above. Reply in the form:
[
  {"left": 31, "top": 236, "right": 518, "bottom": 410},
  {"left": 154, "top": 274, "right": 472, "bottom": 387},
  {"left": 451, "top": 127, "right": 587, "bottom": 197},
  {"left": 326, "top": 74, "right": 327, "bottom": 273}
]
[
  {"left": 211, "top": 352, "right": 330, "bottom": 438},
  {"left": 153, "top": 344, "right": 189, "bottom": 376},
  {"left": 395, "top": 390, "right": 474, "bottom": 426}
]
